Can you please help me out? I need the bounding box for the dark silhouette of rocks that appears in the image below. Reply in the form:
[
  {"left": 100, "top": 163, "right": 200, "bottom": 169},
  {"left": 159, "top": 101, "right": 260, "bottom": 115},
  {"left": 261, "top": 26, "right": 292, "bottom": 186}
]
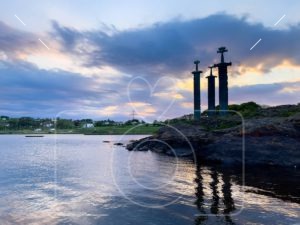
[{"left": 126, "top": 104, "right": 300, "bottom": 167}]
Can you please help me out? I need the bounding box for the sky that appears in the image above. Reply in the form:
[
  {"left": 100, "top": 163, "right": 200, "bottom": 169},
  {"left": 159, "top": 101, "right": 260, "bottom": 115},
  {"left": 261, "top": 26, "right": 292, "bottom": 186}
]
[{"left": 0, "top": 0, "right": 299, "bottom": 121}]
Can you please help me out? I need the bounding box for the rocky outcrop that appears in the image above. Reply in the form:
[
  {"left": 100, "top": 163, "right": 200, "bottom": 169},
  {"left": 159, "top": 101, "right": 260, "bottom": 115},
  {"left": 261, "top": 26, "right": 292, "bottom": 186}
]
[
  {"left": 126, "top": 124, "right": 210, "bottom": 157},
  {"left": 126, "top": 113, "right": 300, "bottom": 167},
  {"left": 201, "top": 116, "right": 300, "bottom": 166},
  {"left": 257, "top": 104, "right": 300, "bottom": 117}
]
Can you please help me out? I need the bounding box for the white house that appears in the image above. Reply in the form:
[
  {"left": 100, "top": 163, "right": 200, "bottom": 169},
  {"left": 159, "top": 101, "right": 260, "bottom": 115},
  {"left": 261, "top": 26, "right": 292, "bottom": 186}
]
[{"left": 83, "top": 123, "right": 94, "bottom": 128}]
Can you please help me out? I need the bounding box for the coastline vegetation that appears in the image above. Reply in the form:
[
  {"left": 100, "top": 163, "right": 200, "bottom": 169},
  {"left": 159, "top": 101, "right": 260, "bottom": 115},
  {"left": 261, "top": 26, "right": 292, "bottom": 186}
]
[
  {"left": 0, "top": 117, "right": 161, "bottom": 135},
  {"left": 1, "top": 102, "right": 299, "bottom": 135},
  {"left": 165, "top": 102, "right": 300, "bottom": 130}
]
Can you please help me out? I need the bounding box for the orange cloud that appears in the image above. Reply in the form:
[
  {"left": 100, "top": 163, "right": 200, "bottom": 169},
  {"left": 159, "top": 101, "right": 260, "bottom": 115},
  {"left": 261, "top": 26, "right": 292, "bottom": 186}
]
[
  {"left": 152, "top": 92, "right": 184, "bottom": 100},
  {"left": 180, "top": 102, "right": 193, "bottom": 108}
]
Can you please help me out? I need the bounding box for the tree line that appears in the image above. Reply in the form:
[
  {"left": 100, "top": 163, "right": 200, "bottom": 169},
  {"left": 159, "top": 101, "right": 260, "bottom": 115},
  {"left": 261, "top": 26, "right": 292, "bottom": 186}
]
[{"left": 0, "top": 116, "right": 152, "bottom": 130}]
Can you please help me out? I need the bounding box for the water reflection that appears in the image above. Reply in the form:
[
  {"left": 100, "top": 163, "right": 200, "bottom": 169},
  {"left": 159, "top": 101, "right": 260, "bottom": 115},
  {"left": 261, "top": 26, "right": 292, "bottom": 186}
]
[
  {"left": 194, "top": 163, "right": 300, "bottom": 224},
  {"left": 194, "top": 165, "right": 237, "bottom": 224},
  {"left": 242, "top": 166, "right": 300, "bottom": 204},
  {"left": 0, "top": 135, "right": 299, "bottom": 225},
  {"left": 221, "top": 170, "right": 236, "bottom": 224},
  {"left": 210, "top": 169, "right": 220, "bottom": 215},
  {"left": 195, "top": 165, "right": 207, "bottom": 224}
]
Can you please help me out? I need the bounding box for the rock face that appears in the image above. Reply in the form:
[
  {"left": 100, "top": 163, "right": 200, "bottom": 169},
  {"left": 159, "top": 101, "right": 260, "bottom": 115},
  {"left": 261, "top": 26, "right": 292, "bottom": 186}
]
[
  {"left": 258, "top": 104, "right": 300, "bottom": 117},
  {"left": 126, "top": 113, "right": 300, "bottom": 167},
  {"left": 201, "top": 116, "right": 300, "bottom": 167},
  {"left": 126, "top": 124, "right": 210, "bottom": 157}
]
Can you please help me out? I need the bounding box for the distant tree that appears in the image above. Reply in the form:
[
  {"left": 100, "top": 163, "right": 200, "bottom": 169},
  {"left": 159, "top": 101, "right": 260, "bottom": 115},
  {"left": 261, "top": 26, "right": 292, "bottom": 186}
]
[
  {"left": 124, "top": 119, "right": 139, "bottom": 125},
  {"left": 18, "top": 117, "right": 37, "bottom": 129},
  {"left": 153, "top": 120, "right": 161, "bottom": 126},
  {"left": 94, "top": 121, "right": 103, "bottom": 127},
  {"left": 73, "top": 120, "right": 81, "bottom": 127},
  {"left": 81, "top": 119, "right": 93, "bottom": 124},
  {"left": 56, "top": 119, "right": 74, "bottom": 129},
  {"left": 8, "top": 118, "right": 19, "bottom": 129},
  {"left": 0, "top": 116, "right": 9, "bottom": 120}
]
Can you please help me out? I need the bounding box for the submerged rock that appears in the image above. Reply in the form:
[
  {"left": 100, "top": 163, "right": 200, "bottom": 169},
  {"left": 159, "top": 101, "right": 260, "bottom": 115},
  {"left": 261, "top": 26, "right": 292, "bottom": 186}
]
[{"left": 114, "top": 142, "right": 124, "bottom": 146}]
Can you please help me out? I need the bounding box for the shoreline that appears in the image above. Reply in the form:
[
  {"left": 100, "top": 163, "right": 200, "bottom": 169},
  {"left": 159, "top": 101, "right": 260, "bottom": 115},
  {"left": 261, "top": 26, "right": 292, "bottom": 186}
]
[
  {"left": 126, "top": 111, "right": 300, "bottom": 168},
  {"left": 0, "top": 133, "right": 153, "bottom": 135},
  {"left": 0, "top": 126, "right": 159, "bottom": 135}
]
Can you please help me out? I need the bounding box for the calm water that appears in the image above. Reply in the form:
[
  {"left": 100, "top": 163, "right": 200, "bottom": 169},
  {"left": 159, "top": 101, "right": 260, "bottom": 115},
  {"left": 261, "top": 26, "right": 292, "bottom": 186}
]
[{"left": 0, "top": 135, "right": 299, "bottom": 225}]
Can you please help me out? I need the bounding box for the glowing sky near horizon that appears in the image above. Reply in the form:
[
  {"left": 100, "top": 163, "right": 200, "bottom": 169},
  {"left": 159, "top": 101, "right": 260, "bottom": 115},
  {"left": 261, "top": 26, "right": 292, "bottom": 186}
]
[{"left": 0, "top": 0, "right": 299, "bottom": 121}]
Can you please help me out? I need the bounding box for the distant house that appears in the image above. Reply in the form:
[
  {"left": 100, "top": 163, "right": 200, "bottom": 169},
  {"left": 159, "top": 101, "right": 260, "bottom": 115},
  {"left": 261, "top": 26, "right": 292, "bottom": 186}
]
[
  {"left": 82, "top": 123, "right": 94, "bottom": 128},
  {"left": 0, "top": 116, "right": 9, "bottom": 121},
  {"left": 41, "top": 122, "right": 54, "bottom": 128}
]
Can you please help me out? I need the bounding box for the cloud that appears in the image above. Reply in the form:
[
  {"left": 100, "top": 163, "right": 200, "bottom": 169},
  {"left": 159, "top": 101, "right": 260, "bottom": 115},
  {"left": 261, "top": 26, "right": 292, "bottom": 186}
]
[
  {"left": 0, "top": 58, "right": 298, "bottom": 119},
  {"left": 0, "top": 16, "right": 299, "bottom": 120},
  {"left": 96, "top": 105, "right": 120, "bottom": 116},
  {"left": 0, "top": 21, "right": 40, "bottom": 59},
  {"left": 229, "top": 81, "right": 300, "bottom": 105},
  {"left": 53, "top": 14, "right": 300, "bottom": 78},
  {"left": 52, "top": 21, "right": 83, "bottom": 51},
  {"left": 0, "top": 60, "right": 119, "bottom": 117}
]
